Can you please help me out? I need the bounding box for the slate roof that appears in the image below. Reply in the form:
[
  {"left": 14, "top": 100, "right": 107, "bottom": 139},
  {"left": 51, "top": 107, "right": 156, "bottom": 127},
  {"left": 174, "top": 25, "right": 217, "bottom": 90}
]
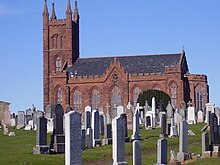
[{"left": 68, "top": 53, "right": 183, "bottom": 76}]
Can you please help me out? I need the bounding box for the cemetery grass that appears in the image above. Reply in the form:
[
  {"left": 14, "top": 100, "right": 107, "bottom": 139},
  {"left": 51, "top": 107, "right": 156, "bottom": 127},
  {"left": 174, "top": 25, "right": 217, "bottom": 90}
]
[{"left": 0, "top": 123, "right": 219, "bottom": 165}]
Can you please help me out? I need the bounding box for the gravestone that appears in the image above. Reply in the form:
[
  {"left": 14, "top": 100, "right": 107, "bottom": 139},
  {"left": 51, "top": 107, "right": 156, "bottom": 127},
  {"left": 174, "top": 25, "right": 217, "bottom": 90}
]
[
  {"left": 87, "top": 128, "right": 93, "bottom": 149},
  {"left": 156, "top": 138, "right": 168, "bottom": 165},
  {"left": 120, "top": 113, "right": 130, "bottom": 142},
  {"left": 91, "top": 110, "right": 101, "bottom": 147},
  {"left": 131, "top": 109, "right": 141, "bottom": 141},
  {"left": 177, "top": 120, "right": 188, "bottom": 161},
  {"left": 205, "top": 103, "right": 214, "bottom": 123},
  {"left": 151, "top": 97, "right": 156, "bottom": 127},
  {"left": 112, "top": 116, "right": 128, "bottom": 165},
  {"left": 33, "top": 116, "right": 49, "bottom": 154},
  {"left": 102, "top": 123, "right": 112, "bottom": 145},
  {"left": 105, "top": 103, "right": 111, "bottom": 124},
  {"left": 201, "top": 132, "right": 209, "bottom": 157},
  {"left": 126, "top": 102, "right": 133, "bottom": 130},
  {"left": 197, "top": 110, "right": 204, "bottom": 123},
  {"left": 160, "top": 113, "right": 167, "bottom": 138},
  {"left": 177, "top": 108, "right": 185, "bottom": 120},
  {"left": 25, "top": 115, "right": 32, "bottom": 125},
  {"left": 170, "top": 118, "right": 177, "bottom": 137},
  {"left": 133, "top": 140, "right": 142, "bottom": 165},
  {"left": 45, "top": 105, "right": 52, "bottom": 119},
  {"left": 10, "top": 118, "right": 16, "bottom": 127},
  {"left": 187, "top": 106, "right": 196, "bottom": 124},
  {"left": 33, "top": 111, "right": 37, "bottom": 129},
  {"left": 3, "top": 110, "right": 11, "bottom": 126},
  {"left": 47, "top": 118, "right": 53, "bottom": 133},
  {"left": 145, "top": 112, "right": 153, "bottom": 129},
  {"left": 50, "top": 104, "right": 65, "bottom": 153},
  {"left": 166, "top": 101, "right": 173, "bottom": 120},
  {"left": 99, "top": 113, "right": 105, "bottom": 135},
  {"left": 117, "top": 106, "right": 124, "bottom": 117},
  {"left": 85, "top": 110, "right": 91, "bottom": 129},
  {"left": 65, "top": 111, "right": 82, "bottom": 165},
  {"left": 174, "top": 112, "right": 182, "bottom": 126},
  {"left": 82, "top": 129, "right": 86, "bottom": 150},
  {"left": 210, "top": 113, "right": 220, "bottom": 146},
  {"left": 214, "top": 107, "right": 220, "bottom": 125},
  {"left": 17, "top": 111, "right": 25, "bottom": 128},
  {"left": 159, "top": 112, "right": 166, "bottom": 128}
]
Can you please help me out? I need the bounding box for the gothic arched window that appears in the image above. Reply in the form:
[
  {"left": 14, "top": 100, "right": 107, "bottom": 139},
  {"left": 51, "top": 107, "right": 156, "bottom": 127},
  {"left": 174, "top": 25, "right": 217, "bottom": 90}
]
[
  {"left": 56, "top": 57, "right": 62, "bottom": 72},
  {"left": 170, "top": 82, "right": 177, "bottom": 108},
  {"left": 194, "top": 85, "right": 203, "bottom": 110},
  {"left": 73, "top": 90, "right": 82, "bottom": 112},
  {"left": 133, "top": 87, "right": 141, "bottom": 106},
  {"left": 111, "top": 86, "right": 121, "bottom": 111},
  {"left": 91, "top": 89, "right": 100, "bottom": 110},
  {"left": 57, "top": 87, "right": 62, "bottom": 104}
]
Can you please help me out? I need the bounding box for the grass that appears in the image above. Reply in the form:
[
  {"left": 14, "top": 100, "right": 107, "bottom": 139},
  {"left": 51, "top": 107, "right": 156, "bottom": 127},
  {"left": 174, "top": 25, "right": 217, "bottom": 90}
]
[{"left": 0, "top": 123, "right": 219, "bottom": 165}]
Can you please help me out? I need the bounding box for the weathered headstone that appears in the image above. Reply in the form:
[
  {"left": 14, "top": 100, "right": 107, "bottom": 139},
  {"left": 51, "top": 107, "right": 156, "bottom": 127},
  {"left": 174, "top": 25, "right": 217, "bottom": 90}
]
[
  {"left": 45, "top": 105, "right": 52, "bottom": 119},
  {"left": 170, "top": 118, "right": 177, "bottom": 137},
  {"left": 17, "top": 111, "right": 25, "bottom": 128},
  {"left": 177, "top": 120, "right": 188, "bottom": 161},
  {"left": 65, "top": 111, "right": 82, "bottom": 165},
  {"left": 3, "top": 110, "right": 11, "bottom": 126},
  {"left": 33, "top": 116, "right": 49, "bottom": 154},
  {"left": 201, "top": 132, "right": 209, "bottom": 157},
  {"left": 197, "top": 110, "right": 204, "bottom": 123},
  {"left": 112, "top": 116, "right": 128, "bottom": 165},
  {"left": 205, "top": 103, "right": 214, "bottom": 123}
]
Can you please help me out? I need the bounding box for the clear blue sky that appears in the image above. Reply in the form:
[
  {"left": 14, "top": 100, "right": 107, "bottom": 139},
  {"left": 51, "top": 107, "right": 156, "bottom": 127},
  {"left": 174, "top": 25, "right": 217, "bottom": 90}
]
[{"left": 0, "top": 0, "right": 220, "bottom": 113}]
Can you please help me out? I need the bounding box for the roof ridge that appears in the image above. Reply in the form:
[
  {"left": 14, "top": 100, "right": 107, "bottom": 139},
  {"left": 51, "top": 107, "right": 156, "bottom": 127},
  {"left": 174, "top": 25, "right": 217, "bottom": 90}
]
[{"left": 77, "top": 52, "right": 182, "bottom": 60}]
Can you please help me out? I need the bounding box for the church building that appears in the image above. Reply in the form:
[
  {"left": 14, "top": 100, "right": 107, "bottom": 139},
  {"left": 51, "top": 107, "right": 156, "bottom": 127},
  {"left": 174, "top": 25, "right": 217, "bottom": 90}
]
[{"left": 43, "top": 0, "right": 209, "bottom": 113}]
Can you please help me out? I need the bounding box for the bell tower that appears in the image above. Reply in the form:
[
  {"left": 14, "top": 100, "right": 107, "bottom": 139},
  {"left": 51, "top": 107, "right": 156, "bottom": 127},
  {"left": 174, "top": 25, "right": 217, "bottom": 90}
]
[{"left": 43, "top": 0, "right": 79, "bottom": 110}]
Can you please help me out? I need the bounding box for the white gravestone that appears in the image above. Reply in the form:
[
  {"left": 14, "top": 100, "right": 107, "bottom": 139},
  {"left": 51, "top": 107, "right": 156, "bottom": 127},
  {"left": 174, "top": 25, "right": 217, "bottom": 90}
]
[
  {"left": 197, "top": 110, "right": 204, "bottom": 123},
  {"left": 187, "top": 107, "right": 196, "bottom": 124}
]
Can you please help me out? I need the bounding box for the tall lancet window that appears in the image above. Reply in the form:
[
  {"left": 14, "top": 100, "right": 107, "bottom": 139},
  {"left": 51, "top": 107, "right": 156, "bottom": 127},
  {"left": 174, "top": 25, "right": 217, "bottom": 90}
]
[
  {"left": 170, "top": 82, "right": 177, "bottom": 108},
  {"left": 73, "top": 90, "right": 82, "bottom": 112},
  {"left": 57, "top": 87, "right": 62, "bottom": 104},
  {"left": 133, "top": 87, "right": 141, "bottom": 107},
  {"left": 194, "top": 85, "right": 203, "bottom": 110},
  {"left": 56, "top": 57, "right": 62, "bottom": 72},
  {"left": 91, "top": 89, "right": 100, "bottom": 110},
  {"left": 111, "top": 86, "right": 121, "bottom": 111}
]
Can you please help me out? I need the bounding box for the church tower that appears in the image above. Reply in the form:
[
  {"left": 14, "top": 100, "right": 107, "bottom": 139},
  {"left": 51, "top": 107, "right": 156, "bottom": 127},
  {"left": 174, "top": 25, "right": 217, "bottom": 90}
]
[{"left": 43, "top": 0, "right": 79, "bottom": 110}]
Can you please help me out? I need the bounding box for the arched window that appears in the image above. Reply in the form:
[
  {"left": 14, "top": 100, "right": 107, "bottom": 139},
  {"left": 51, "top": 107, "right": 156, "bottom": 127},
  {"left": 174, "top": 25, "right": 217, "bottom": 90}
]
[
  {"left": 91, "top": 89, "right": 100, "bottom": 110},
  {"left": 56, "top": 57, "right": 62, "bottom": 72},
  {"left": 194, "top": 85, "right": 204, "bottom": 110},
  {"left": 133, "top": 87, "right": 141, "bottom": 106},
  {"left": 73, "top": 90, "right": 82, "bottom": 112},
  {"left": 57, "top": 87, "right": 62, "bottom": 104},
  {"left": 111, "top": 86, "right": 121, "bottom": 111},
  {"left": 170, "top": 82, "right": 177, "bottom": 108}
]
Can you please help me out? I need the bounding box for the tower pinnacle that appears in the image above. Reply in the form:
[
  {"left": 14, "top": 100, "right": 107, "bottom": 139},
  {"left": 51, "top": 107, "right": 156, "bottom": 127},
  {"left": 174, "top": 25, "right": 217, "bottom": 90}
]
[
  {"left": 50, "top": 3, "right": 57, "bottom": 20},
  {"left": 66, "top": 0, "right": 73, "bottom": 15},
  {"left": 42, "top": 0, "right": 49, "bottom": 15},
  {"left": 74, "top": 1, "right": 79, "bottom": 23}
]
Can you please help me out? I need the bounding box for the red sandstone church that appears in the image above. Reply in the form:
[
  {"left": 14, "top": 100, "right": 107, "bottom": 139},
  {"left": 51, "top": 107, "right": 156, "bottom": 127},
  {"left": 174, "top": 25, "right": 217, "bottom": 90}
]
[{"left": 43, "top": 0, "right": 209, "bottom": 113}]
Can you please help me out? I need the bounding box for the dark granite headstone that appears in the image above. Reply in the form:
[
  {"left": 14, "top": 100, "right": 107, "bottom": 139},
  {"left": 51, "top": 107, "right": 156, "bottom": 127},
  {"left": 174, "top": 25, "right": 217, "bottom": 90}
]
[
  {"left": 54, "top": 104, "right": 64, "bottom": 135},
  {"left": 210, "top": 113, "right": 220, "bottom": 146},
  {"left": 99, "top": 114, "right": 104, "bottom": 135},
  {"left": 82, "top": 129, "right": 86, "bottom": 150},
  {"left": 160, "top": 113, "right": 167, "bottom": 137},
  {"left": 120, "top": 113, "right": 130, "bottom": 142},
  {"left": 33, "top": 116, "right": 49, "bottom": 154},
  {"left": 85, "top": 111, "right": 91, "bottom": 129},
  {"left": 146, "top": 116, "right": 151, "bottom": 127}
]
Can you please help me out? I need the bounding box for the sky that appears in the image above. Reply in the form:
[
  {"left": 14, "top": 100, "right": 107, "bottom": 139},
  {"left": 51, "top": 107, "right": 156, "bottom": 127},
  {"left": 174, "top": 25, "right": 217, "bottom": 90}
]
[{"left": 0, "top": 0, "right": 220, "bottom": 113}]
